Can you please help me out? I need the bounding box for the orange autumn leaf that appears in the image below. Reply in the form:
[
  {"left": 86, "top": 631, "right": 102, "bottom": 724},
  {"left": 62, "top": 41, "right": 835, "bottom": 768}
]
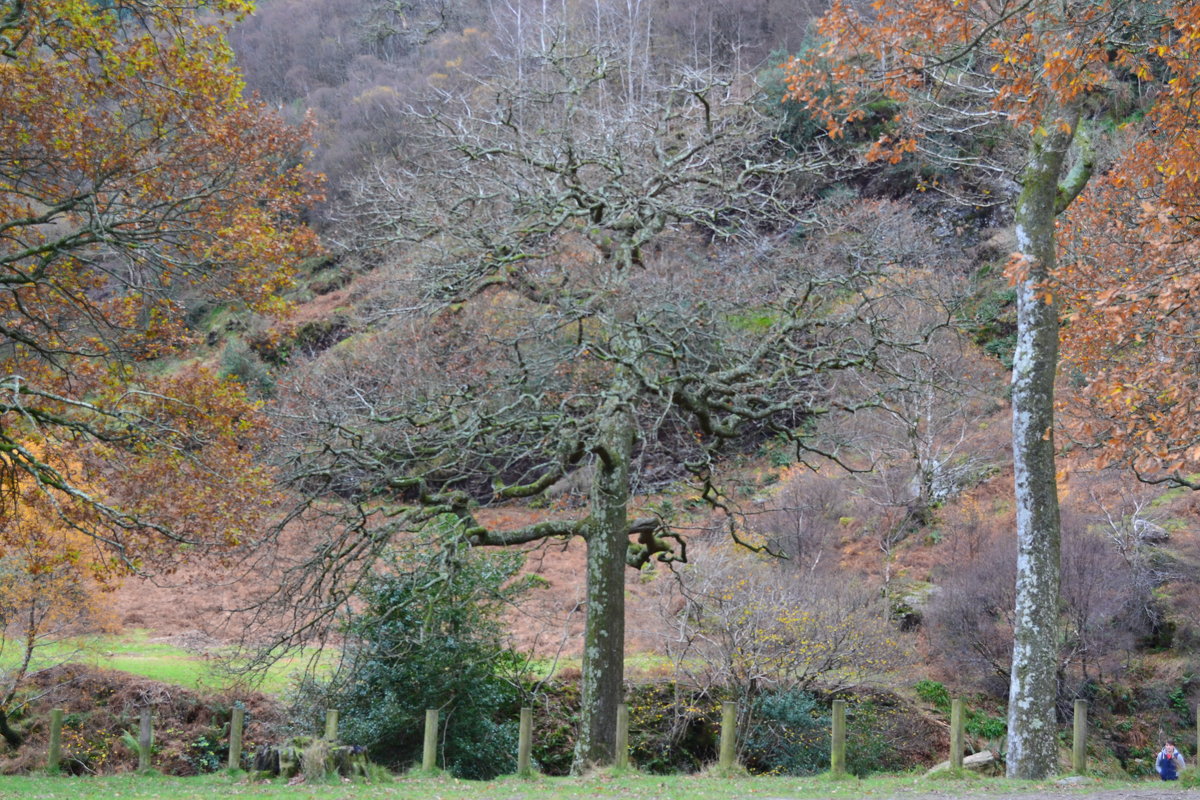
[{"left": 0, "top": 0, "right": 318, "bottom": 567}]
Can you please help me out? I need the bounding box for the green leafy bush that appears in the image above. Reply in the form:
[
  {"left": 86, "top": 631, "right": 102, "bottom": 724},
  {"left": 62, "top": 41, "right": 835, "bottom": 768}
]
[
  {"left": 965, "top": 710, "right": 1006, "bottom": 740},
  {"left": 320, "top": 534, "right": 532, "bottom": 779},
  {"left": 844, "top": 698, "right": 912, "bottom": 776},
  {"left": 914, "top": 680, "right": 950, "bottom": 712},
  {"left": 186, "top": 733, "right": 226, "bottom": 773},
  {"left": 742, "top": 690, "right": 830, "bottom": 775},
  {"left": 218, "top": 339, "right": 275, "bottom": 397}
]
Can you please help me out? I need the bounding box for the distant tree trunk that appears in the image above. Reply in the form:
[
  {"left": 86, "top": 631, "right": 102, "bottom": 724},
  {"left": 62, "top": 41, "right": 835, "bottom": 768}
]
[
  {"left": 1006, "top": 123, "right": 1074, "bottom": 780},
  {"left": 572, "top": 401, "right": 634, "bottom": 774},
  {"left": 0, "top": 711, "right": 23, "bottom": 751}
]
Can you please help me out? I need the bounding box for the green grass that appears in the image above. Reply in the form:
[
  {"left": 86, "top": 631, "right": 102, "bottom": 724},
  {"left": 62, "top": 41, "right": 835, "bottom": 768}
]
[
  {"left": 487, "top": 653, "right": 685, "bottom": 684},
  {"left": 1149, "top": 474, "right": 1200, "bottom": 508},
  {"left": 623, "top": 652, "right": 676, "bottom": 677},
  {"left": 725, "top": 309, "right": 781, "bottom": 332},
  {"left": 0, "top": 630, "right": 334, "bottom": 694},
  {"left": 0, "top": 770, "right": 1160, "bottom": 800},
  {"left": 2, "top": 630, "right": 667, "bottom": 696}
]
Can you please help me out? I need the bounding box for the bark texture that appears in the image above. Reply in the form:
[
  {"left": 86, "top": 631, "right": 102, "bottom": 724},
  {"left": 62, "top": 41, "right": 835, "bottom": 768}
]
[
  {"left": 572, "top": 403, "right": 634, "bottom": 773},
  {"left": 1006, "top": 125, "right": 1073, "bottom": 780}
]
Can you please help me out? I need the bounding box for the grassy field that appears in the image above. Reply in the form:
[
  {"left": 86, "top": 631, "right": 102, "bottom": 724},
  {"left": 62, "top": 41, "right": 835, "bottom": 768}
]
[
  {"left": 0, "top": 771, "right": 1168, "bottom": 800},
  {"left": 0, "top": 630, "right": 671, "bottom": 695},
  {"left": 0, "top": 630, "right": 330, "bottom": 694}
]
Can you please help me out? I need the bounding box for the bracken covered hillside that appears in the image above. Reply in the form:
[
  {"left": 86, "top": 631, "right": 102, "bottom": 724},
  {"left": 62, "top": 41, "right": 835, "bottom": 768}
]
[{"left": 8, "top": 0, "right": 1200, "bottom": 780}]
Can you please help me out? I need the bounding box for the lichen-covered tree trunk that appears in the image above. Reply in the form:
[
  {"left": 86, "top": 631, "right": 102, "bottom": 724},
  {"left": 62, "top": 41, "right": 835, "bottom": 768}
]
[
  {"left": 571, "top": 402, "right": 635, "bottom": 774},
  {"left": 1006, "top": 127, "right": 1072, "bottom": 780}
]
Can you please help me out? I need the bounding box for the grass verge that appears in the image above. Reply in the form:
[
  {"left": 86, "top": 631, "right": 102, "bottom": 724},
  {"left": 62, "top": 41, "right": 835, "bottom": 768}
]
[{"left": 0, "top": 770, "right": 1158, "bottom": 800}]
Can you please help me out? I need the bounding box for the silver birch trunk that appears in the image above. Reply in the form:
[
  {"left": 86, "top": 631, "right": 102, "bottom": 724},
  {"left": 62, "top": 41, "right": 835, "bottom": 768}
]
[{"left": 1006, "top": 126, "right": 1072, "bottom": 780}]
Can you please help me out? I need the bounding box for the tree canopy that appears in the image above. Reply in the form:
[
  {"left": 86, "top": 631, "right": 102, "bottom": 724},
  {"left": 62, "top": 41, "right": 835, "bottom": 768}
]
[
  {"left": 1058, "top": 4, "right": 1200, "bottom": 487},
  {"left": 0, "top": 0, "right": 318, "bottom": 571},
  {"left": 781, "top": 0, "right": 1196, "bottom": 778}
]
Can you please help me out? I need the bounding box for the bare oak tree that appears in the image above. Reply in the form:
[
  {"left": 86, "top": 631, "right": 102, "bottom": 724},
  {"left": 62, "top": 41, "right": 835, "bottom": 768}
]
[{"left": 260, "top": 31, "right": 934, "bottom": 772}]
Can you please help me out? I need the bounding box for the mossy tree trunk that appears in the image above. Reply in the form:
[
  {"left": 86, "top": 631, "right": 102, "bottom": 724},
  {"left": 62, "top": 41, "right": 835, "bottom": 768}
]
[{"left": 572, "top": 400, "right": 634, "bottom": 774}]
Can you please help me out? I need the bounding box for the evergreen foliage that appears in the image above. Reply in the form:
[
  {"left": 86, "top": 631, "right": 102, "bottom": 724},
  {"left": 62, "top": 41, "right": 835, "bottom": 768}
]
[
  {"left": 742, "top": 690, "right": 829, "bottom": 775},
  {"left": 327, "top": 536, "right": 531, "bottom": 779}
]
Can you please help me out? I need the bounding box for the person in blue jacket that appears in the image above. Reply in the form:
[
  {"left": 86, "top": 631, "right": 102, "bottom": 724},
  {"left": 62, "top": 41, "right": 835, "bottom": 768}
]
[{"left": 1157, "top": 741, "right": 1185, "bottom": 780}]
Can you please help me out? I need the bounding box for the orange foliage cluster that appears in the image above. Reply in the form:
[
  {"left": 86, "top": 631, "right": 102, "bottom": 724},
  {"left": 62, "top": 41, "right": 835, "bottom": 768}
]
[
  {"left": 0, "top": 445, "right": 117, "bottom": 724},
  {"left": 784, "top": 0, "right": 1200, "bottom": 482},
  {"left": 780, "top": 0, "right": 1131, "bottom": 155},
  {"left": 0, "top": 2, "right": 318, "bottom": 571},
  {"left": 0, "top": 448, "right": 115, "bottom": 618},
  {"left": 1058, "top": 5, "right": 1200, "bottom": 480}
]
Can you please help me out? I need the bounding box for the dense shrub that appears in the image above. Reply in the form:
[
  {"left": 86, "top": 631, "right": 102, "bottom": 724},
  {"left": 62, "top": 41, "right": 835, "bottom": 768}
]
[
  {"left": 844, "top": 695, "right": 919, "bottom": 776},
  {"left": 218, "top": 339, "right": 275, "bottom": 398},
  {"left": 625, "top": 683, "right": 719, "bottom": 775},
  {"left": 742, "top": 689, "right": 829, "bottom": 775},
  {"left": 529, "top": 681, "right": 581, "bottom": 776},
  {"left": 757, "top": 45, "right": 828, "bottom": 151},
  {"left": 325, "top": 538, "right": 530, "bottom": 779}
]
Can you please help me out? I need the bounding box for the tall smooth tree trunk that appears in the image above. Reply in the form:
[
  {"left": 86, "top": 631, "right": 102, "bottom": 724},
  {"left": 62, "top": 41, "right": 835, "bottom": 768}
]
[
  {"left": 1006, "top": 125, "right": 1073, "bottom": 780},
  {"left": 571, "top": 403, "right": 634, "bottom": 774}
]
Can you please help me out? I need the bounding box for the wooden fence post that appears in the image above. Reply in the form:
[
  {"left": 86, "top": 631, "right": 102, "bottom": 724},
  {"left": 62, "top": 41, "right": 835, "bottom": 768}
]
[
  {"left": 831, "top": 699, "right": 846, "bottom": 777},
  {"left": 324, "top": 708, "right": 339, "bottom": 742},
  {"left": 718, "top": 702, "right": 737, "bottom": 770},
  {"left": 138, "top": 707, "right": 152, "bottom": 772},
  {"left": 950, "top": 697, "right": 964, "bottom": 770},
  {"left": 47, "top": 709, "right": 63, "bottom": 773},
  {"left": 228, "top": 706, "right": 245, "bottom": 771},
  {"left": 422, "top": 709, "right": 438, "bottom": 772},
  {"left": 615, "top": 703, "right": 630, "bottom": 769},
  {"left": 1073, "top": 699, "right": 1088, "bottom": 775},
  {"left": 517, "top": 706, "right": 533, "bottom": 777}
]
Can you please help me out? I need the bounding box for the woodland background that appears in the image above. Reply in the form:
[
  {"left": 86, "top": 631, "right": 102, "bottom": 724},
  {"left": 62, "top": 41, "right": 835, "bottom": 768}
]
[{"left": 2, "top": 0, "right": 1200, "bottom": 781}]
